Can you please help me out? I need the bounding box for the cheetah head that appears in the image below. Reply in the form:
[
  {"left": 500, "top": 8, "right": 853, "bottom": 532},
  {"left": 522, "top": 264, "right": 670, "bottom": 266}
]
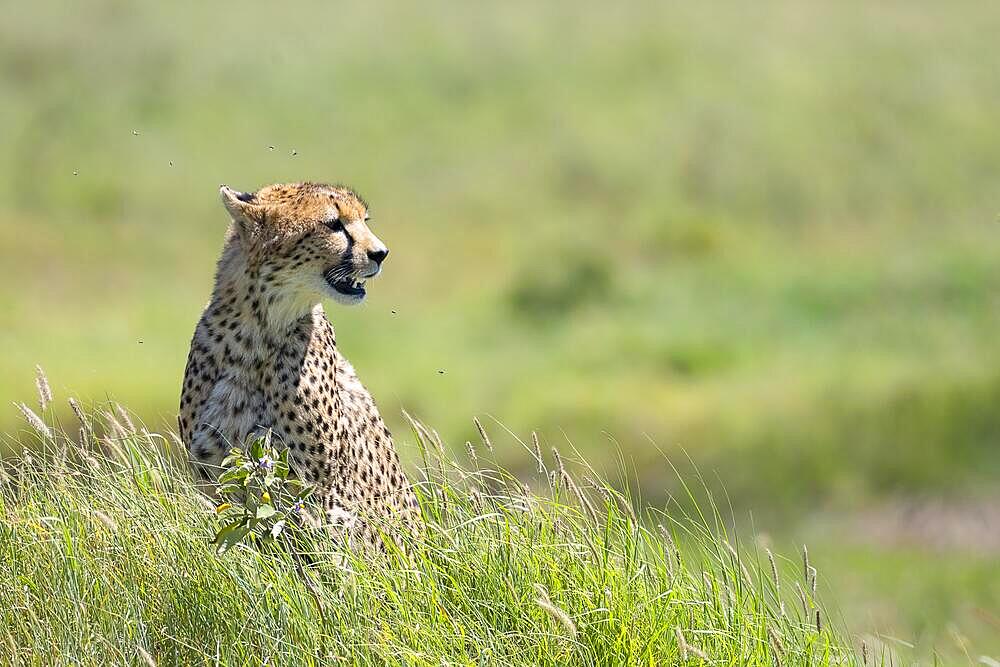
[{"left": 219, "top": 182, "right": 388, "bottom": 307}]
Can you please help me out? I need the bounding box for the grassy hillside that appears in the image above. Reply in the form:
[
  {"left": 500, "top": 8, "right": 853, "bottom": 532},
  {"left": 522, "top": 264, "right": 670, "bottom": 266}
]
[
  {"left": 3, "top": 0, "right": 999, "bottom": 659},
  {"left": 0, "top": 405, "right": 854, "bottom": 666}
]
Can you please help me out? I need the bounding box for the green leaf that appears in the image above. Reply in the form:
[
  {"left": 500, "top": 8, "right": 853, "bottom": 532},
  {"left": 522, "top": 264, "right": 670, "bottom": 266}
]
[
  {"left": 249, "top": 438, "right": 264, "bottom": 461},
  {"left": 218, "top": 469, "right": 247, "bottom": 485},
  {"left": 256, "top": 504, "right": 276, "bottom": 520},
  {"left": 221, "top": 450, "right": 243, "bottom": 467},
  {"left": 213, "top": 520, "right": 250, "bottom": 556}
]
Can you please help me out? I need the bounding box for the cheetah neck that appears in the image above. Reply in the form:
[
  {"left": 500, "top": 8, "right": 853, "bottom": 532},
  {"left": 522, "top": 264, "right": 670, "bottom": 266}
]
[{"left": 210, "top": 237, "right": 325, "bottom": 337}]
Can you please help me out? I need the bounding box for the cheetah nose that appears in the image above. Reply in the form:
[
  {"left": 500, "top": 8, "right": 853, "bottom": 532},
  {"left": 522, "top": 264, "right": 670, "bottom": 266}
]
[{"left": 367, "top": 247, "right": 389, "bottom": 264}]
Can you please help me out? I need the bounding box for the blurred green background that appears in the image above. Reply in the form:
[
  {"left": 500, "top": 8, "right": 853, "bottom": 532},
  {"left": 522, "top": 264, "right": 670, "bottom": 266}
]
[{"left": 2, "top": 1, "right": 998, "bottom": 659}]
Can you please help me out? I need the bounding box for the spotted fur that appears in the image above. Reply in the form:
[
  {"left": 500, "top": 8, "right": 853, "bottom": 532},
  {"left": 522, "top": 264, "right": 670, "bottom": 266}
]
[{"left": 179, "top": 182, "right": 418, "bottom": 548}]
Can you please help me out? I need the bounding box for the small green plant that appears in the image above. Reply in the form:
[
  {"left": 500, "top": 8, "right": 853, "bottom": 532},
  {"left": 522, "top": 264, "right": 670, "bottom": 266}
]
[{"left": 212, "top": 432, "right": 314, "bottom": 555}]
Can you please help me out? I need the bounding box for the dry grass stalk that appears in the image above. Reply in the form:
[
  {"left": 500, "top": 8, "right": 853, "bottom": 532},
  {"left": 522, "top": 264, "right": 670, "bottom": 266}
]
[
  {"left": 564, "top": 471, "right": 599, "bottom": 522},
  {"left": 468, "top": 486, "right": 483, "bottom": 511},
  {"left": 103, "top": 409, "right": 128, "bottom": 440},
  {"left": 675, "top": 627, "right": 709, "bottom": 662},
  {"left": 862, "top": 640, "right": 868, "bottom": 665},
  {"left": 675, "top": 627, "right": 689, "bottom": 661},
  {"left": 69, "top": 398, "right": 93, "bottom": 443},
  {"left": 137, "top": 646, "right": 157, "bottom": 667},
  {"left": 795, "top": 581, "right": 809, "bottom": 620},
  {"left": 531, "top": 431, "right": 544, "bottom": 473},
  {"left": 766, "top": 548, "right": 780, "bottom": 594},
  {"left": 614, "top": 491, "right": 638, "bottom": 524},
  {"left": 68, "top": 397, "right": 86, "bottom": 425},
  {"left": 808, "top": 565, "right": 818, "bottom": 594},
  {"left": 115, "top": 403, "right": 137, "bottom": 435},
  {"left": 767, "top": 625, "right": 784, "bottom": 665},
  {"left": 93, "top": 510, "right": 118, "bottom": 531},
  {"left": 402, "top": 409, "right": 442, "bottom": 456},
  {"left": 140, "top": 427, "right": 158, "bottom": 450},
  {"left": 416, "top": 420, "right": 442, "bottom": 456},
  {"left": 14, "top": 402, "right": 51, "bottom": 439},
  {"left": 101, "top": 438, "right": 130, "bottom": 465},
  {"left": 429, "top": 427, "right": 447, "bottom": 455},
  {"left": 724, "top": 541, "right": 755, "bottom": 589},
  {"left": 687, "top": 642, "right": 710, "bottom": 661},
  {"left": 585, "top": 475, "right": 612, "bottom": 505},
  {"left": 815, "top": 609, "right": 821, "bottom": 633},
  {"left": 533, "top": 584, "right": 576, "bottom": 638},
  {"left": 657, "top": 524, "right": 677, "bottom": 578},
  {"left": 167, "top": 431, "right": 185, "bottom": 451},
  {"left": 35, "top": 365, "right": 52, "bottom": 411},
  {"left": 802, "top": 544, "right": 810, "bottom": 582},
  {"left": 465, "top": 440, "right": 478, "bottom": 467},
  {"left": 551, "top": 447, "right": 565, "bottom": 476},
  {"left": 473, "top": 417, "right": 493, "bottom": 452},
  {"left": 79, "top": 440, "right": 101, "bottom": 471},
  {"left": 767, "top": 548, "right": 786, "bottom": 617}
]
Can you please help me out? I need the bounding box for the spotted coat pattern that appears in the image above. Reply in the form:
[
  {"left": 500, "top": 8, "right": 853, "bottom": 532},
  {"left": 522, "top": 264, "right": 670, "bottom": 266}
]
[{"left": 179, "top": 182, "right": 418, "bottom": 547}]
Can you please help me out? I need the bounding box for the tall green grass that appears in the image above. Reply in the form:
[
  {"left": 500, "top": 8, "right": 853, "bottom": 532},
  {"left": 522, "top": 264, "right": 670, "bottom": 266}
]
[{"left": 0, "top": 396, "right": 855, "bottom": 665}]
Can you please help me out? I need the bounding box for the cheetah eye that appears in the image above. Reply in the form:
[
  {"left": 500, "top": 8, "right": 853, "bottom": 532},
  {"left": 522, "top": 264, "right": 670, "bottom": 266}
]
[{"left": 324, "top": 219, "right": 345, "bottom": 233}]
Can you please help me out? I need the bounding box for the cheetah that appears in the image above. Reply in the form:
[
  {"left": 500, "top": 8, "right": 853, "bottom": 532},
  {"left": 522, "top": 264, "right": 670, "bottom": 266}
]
[{"left": 179, "top": 182, "right": 419, "bottom": 547}]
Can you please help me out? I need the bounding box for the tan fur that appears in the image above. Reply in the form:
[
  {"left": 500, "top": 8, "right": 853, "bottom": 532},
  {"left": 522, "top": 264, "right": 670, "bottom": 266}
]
[{"left": 179, "top": 182, "right": 417, "bottom": 548}]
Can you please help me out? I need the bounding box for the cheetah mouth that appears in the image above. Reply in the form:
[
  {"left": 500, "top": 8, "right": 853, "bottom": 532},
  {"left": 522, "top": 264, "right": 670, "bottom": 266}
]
[{"left": 324, "top": 274, "right": 367, "bottom": 299}]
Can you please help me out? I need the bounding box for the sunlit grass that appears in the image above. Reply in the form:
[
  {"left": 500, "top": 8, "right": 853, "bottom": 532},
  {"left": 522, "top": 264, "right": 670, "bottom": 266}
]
[
  {"left": 0, "top": 400, "right": 855, "bottom": 665},
  {"left": 3, "top": 0, "right": 1000, "bottom": 659}
]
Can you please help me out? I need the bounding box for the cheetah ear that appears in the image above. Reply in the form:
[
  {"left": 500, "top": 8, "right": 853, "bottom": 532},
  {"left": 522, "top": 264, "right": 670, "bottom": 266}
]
[{"left": 220, "top": 185, "right": 264, "bottom": 244}]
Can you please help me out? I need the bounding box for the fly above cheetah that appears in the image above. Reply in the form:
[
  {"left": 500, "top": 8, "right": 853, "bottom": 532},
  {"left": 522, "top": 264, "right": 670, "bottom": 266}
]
[{"left": 179, "top": 182, "right": 418, "bottom": 545}]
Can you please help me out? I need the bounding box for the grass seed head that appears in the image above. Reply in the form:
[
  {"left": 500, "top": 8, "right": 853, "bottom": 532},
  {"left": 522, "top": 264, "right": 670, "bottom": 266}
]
[
  {"left": 473, "top": 417, "right": 493, "bottom": 452},
  {"left": 767, "top": 548, "right": 780, "bottom": 594},
  {"left": 137, "top": 645, "right": 157, "bottom": 667},
  {"left": 114, "top": 403, "right": 137, "bottom": 434},
  {"left": 534, "top": 586, "right": 576, "bottom": 638},
  {"left": 465, "top": 440, "right": 478, "bottom": 466},
  {"left": 531, "top": 431, "right": 543, "bottom": 473},
  {"left": 767, "top": 624, "right": 785, "bottom": 661},
  {"left": 585, "top": 475, "right": 612, "bottom": 505},
  {"left": 675, "top": 627, "right": 688, "bottom": 661},
  {"left": 15, "top": 402, "right": 51, "bottom": 439},
  {"left": 658, "top": 523, "right": 679, "bottom": 576},
  {"left": 551, "top": 446, "right": 565, "bottom": 475},
  {"left": 34, "top": 365, "right": 52, "bottom": 411},
  {"left": 93, "top": 510, "right": 118, "bottom": 531},
  {"left": 68, "top": 397, "right": 86, "bottom": 426}
]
